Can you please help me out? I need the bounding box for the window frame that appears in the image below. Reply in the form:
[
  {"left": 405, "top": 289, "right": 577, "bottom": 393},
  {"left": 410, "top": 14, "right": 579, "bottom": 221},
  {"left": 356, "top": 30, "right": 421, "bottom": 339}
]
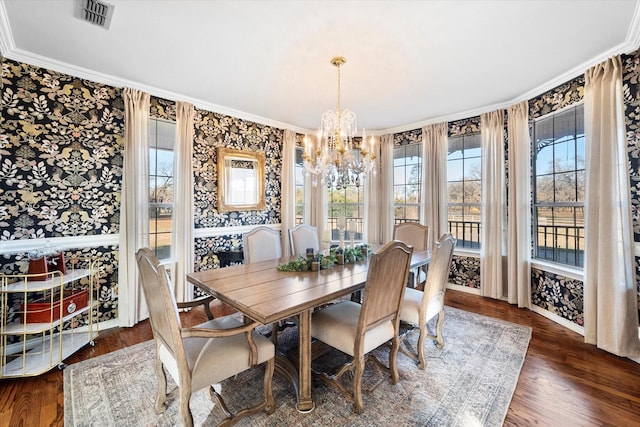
[
  {"left": 447, "top": 133, "right": 482, "bottom": 250},
  {"left": 148, "top": 117, "right": 176, "bottom": 261},
  {"left": 393, "top": 142, "right": 422, "bottom": 225},
  {"left": 531, "top": 103, "right": 585, "bottom": 269}
]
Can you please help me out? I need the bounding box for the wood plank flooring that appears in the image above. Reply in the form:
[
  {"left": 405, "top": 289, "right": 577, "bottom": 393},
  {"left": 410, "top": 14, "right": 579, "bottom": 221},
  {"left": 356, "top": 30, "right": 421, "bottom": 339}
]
[{"left": 1, "top": 289, "right": 640, "bottom": 426}]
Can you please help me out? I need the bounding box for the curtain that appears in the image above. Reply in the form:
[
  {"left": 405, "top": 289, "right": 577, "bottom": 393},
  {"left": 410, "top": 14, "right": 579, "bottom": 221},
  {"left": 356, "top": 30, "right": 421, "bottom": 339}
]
[
  {"left": 422, "top": 122, "right": 448, "bottom": 250},
  {"left": 119, "top": 88, "right": 150, "bottom": 327},
  {"left": 506, "top": 101, "right": 531, "bottom": 308},
  {"left": 281, "top": 130, "right": 297, "bottom": 256},
  {"left": 308, "top": 134, "right": 328, "bottom": 245},
  {"left": 584, "top": 55, "right": 640, "bottom": 357},
  {"left": 379, "top": 134, "right": 395, "bottom": 243},
  {"left": 365, "top": 136, "right": 382, "bottom": 244},
  {"left": 171, "top": 102, "right": 195, "bottom": 303},
  {"left": 480, "top": 110, "right": 506, "bottom": 299}
]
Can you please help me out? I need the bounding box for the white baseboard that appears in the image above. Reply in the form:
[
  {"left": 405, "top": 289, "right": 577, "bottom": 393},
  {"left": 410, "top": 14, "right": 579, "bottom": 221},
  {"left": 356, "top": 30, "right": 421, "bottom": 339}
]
[
  {"left": 446, "top": 283, "right": 482, "bottom": 295},
  {"left": 530, "top": 304, "right": 585, "bottom": 336}
]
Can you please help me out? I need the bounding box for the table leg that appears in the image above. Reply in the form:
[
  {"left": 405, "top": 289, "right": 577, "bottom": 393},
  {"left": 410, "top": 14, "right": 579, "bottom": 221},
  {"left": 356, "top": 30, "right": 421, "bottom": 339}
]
[{"left": 296, "top": 309, "right": 315, "bottom": 412}]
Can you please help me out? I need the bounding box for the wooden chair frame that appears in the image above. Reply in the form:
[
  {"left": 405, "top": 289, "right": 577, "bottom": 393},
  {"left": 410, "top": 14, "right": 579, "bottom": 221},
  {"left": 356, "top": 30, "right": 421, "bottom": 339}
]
[
  {"left": 399, "top": 234, "right": 456, "bottom": 369},
  {"left": 136, "top": 248, "right": 275, "bottom": 426}
]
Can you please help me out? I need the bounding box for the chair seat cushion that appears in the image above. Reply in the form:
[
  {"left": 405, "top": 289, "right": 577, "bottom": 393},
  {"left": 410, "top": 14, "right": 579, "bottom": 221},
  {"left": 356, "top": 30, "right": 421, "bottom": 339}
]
[
  {"left": 400, "top": 287, "right": 442, "bottom": 326},
  {"left": 311, "top": 301, "right": 395, "bottom": 356},
  {"left": 159, "top": 315, "right": 275, "bottom": 391}
]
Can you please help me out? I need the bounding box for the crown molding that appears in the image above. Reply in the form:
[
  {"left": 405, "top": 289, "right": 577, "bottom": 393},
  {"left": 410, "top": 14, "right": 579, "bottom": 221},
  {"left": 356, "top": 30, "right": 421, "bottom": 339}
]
[
  {"left": 2, "top": 0, "right": 638, "bottom": 138},
  {"left": 383, "top": 0, "right": 640, "bottom": 136},
  {"left": 3, "top": 46, "right": 311, "bottom": 134}
]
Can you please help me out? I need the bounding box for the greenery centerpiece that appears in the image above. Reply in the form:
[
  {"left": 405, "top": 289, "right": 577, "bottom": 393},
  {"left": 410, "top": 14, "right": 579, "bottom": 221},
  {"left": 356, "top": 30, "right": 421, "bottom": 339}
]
[{"left": 277, "top": 244, "right": 370, "bottom": 272}]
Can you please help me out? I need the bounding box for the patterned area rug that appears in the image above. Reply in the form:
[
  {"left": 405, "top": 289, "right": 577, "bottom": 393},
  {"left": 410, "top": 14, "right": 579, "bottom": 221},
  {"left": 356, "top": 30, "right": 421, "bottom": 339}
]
[{"left": 64, "top": 307, "right": 531, "bottom": 426}]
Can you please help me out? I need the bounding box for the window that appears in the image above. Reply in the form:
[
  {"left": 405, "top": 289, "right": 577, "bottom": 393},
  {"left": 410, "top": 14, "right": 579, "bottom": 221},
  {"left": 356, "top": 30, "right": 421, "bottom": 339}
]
[
  {"left": 393, "top": 143, "right": 422, "bottom": 224},
  {"left": 295, "top": 147, "right": 305, "bottom": 225},
  {"left": 532, "top": 104, "right": 584, "bottom": 267},
  {"left": 148, "top": 118, "right": 175, "bottom": 260},
  {"left": 327, "top": 182, "right": 364, "bottom": 243},
  {"left": 447, "top": 133, "right": 482, "bottom": 249}
]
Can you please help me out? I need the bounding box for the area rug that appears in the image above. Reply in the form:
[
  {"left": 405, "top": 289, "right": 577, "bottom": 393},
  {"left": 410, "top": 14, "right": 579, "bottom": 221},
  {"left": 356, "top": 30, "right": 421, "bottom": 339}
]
[{"left": 64, "top": 307, "right": 531, "bottom": 426}]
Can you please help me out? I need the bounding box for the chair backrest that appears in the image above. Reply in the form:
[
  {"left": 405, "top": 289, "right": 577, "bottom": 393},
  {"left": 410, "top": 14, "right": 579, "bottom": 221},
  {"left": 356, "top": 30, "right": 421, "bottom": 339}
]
[
  {"left": 423, "top": 234, "right": 456, "bottom": 303},
  {"left": 358, "top": 240, "right": 413, "bottom": 334},
  {"left": 288, "top": 224, "right": 320, "bottom": 256},
  {"left": 136, "top": 248, "right": 184, "bottom": 364},
  {"left": 393, "top": 222, "right": 429, "bottom": 251},
  {"left": 243, "top": 226, "right": 282, "bottom": 263}
]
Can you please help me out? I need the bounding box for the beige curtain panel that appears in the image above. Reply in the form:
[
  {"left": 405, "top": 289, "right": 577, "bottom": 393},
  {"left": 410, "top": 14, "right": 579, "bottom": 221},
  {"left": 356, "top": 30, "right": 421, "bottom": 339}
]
[
  {"left": 584, "top": 55, "right": 640, "bottom": 357},
  {"left": 119, "top": 88, "right": 151, "bottom": 327},
  {"left": 422, "top": 122, "right": 448, "bottom": 251},
  {"left": 480, "top": 110, "right": 506, "bottom": 300},
  {"left": 282, "top": 130, "right": 297, "bottom": 256},
  {"left": 172, "top": 101, "right": 195, "bottom": 303},
  {"left": 506, "top": 101, "right": 532, "bottom": 308}
]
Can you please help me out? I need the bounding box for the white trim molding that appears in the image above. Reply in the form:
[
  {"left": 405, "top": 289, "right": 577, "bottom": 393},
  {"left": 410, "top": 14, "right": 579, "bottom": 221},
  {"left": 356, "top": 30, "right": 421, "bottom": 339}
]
[{"left": 0, "top": 234, "right": 120, "bottom": 255}]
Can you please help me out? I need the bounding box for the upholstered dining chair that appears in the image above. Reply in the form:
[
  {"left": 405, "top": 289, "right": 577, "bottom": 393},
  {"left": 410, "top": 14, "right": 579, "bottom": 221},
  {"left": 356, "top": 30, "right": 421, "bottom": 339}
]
[
  {"left": 242, "top": 226, "right": 282, "bottom": 264},
  {"left": 310, "top": 240, "right": 413, "bottom": 414},
  {"left": 399, "top": 233, "right": 456, "bottom": 369},
  {"left": 136, "top": 248, "right": 275, "bottom": 427},
  {"left": 288, "top": 224, "right": 320, "bottom": 256},
  {"left": 393, "top": 222, "right": 429, "bottom": 287},
  {"left": 242, "top": 226, "right": 292, "bottom": 340}
]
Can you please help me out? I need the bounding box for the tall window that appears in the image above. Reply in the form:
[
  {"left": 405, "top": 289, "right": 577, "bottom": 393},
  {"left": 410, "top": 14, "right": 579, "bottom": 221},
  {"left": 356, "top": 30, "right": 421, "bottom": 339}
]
[
  {"left": 393, "top": 143, "right": 422, "bottom": 224},
  {"left": 295, "top": 147, "right": 305, "bottom": 225},
  {"left": 149, "top": 118, "right": 175, "bottom": 260},
  {"left": 327, "top": 183, "right": 364, "bottom": 243},
  {"left": 532, "top": 104, "right": 585, "bottom": 267},
  {"left": 447, "top": 133, "right": 482, "bottom": 249}
]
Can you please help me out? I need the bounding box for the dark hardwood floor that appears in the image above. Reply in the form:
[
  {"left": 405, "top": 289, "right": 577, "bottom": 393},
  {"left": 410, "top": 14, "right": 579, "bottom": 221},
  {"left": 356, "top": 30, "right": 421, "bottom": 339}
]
[{"left": 1, "top": 290, "right": 640, "bottom": 426}]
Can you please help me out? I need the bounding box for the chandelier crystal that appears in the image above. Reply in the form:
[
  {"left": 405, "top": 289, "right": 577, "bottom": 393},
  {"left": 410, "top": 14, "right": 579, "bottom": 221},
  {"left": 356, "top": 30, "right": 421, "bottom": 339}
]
[{"left": 303, "top": 57, "right": 376, "bottom": 189}]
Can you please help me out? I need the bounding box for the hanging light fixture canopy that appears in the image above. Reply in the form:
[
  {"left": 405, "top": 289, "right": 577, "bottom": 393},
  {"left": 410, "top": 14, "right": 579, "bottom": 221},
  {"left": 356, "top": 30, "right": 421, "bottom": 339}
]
[{"left": 303, "top": 56, "right": 376, "bottom": 189}]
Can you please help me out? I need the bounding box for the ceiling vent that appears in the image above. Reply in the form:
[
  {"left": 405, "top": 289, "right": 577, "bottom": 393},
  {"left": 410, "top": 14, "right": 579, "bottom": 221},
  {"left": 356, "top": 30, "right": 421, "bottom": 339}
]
[{"left": 76, "top": 0, "right": 114, "bottom": 29}]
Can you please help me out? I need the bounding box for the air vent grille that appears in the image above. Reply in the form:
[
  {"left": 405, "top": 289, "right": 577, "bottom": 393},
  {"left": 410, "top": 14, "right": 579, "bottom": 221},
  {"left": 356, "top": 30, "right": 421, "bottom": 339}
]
[{"left": 77, "top": 0, "right": 114, "bottom": 29}]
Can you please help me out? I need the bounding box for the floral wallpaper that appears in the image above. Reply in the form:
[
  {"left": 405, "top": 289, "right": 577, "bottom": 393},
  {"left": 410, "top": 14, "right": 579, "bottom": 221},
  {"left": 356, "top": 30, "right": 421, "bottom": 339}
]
[
  {"left": 449, "top": 255, "right": 480, "bottom": 289},
  {"left": 529, "top": 76, "right": 584, "bottom": 120},
  {"left": 192, "top": 109, "right": 282, "bottom": 229},
  {"left": 448, "top": 116, "right": 481, "bottom": 137},
  {"left": 0, "top": 57, "right": 123, "bottom": 325},
  {"left": 531, "top": 267, "right": 584, "bottom": 326}
]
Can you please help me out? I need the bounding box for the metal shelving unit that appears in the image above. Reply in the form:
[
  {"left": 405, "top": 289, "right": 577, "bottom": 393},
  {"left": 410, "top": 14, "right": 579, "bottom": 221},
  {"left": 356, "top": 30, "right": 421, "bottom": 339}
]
[{"left": 0, "top": 260, "right": 100, "bottom": 378}]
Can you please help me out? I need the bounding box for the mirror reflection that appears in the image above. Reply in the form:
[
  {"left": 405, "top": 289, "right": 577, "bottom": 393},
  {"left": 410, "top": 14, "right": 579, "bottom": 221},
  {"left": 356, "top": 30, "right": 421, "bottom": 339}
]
[{"left": 217, "top": 147, "right": 266, "bottom": 212}]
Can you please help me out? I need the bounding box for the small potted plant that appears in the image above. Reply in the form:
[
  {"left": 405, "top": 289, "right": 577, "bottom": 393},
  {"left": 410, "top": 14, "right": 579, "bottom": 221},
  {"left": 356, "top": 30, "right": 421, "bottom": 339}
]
[{"left": 335, "top": 247, "right": 344, "bottom": 265}]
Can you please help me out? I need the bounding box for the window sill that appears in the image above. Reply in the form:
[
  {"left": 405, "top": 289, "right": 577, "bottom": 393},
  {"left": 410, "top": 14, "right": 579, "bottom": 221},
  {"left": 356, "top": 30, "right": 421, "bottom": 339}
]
[{"left": 530, "top": 260, "right": 583, "bottom": 281}]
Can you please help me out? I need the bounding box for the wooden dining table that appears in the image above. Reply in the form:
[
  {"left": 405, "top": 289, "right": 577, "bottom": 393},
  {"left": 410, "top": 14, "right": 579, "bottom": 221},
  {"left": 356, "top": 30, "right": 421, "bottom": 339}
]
[{"left": 186, "top": 248, "right": 430, "bottom": 412}]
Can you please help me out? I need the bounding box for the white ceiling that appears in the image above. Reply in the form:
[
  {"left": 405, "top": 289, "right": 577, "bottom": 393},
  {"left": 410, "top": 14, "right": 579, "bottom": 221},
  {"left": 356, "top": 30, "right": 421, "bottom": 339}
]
[{"left": 1, "top": 0, "right": 639, "bottom": 134}]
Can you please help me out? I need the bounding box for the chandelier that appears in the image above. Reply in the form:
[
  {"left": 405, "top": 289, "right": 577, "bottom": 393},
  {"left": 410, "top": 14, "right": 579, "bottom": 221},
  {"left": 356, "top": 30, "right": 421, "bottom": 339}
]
[{"left": 303, "top": 57, "right": 376, "bottom": 189}]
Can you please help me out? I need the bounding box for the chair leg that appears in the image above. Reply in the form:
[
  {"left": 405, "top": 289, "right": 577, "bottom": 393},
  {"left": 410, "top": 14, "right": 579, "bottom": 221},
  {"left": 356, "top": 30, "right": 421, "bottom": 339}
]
[
  {"left": 389, "top": 336, "right": 400, "bottom": 383},
  {"left": 352, "top": 355, "right": 365, "bottom": 414},
  {"left": 178, "top": 386, "right": 193, "bottom": 427},
  {"left": 153, "top": 354, "right": 168, "bottom": 413},
  {"left": 417, "top": 324, "right": 427, "bottom": 370},
  {"left": 434, "top": 310, "right": 445, "bottom": 349}
]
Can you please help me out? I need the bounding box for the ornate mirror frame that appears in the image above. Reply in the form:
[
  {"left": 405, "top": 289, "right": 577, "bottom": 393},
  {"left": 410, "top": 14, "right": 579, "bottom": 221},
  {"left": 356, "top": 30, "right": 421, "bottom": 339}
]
[{"left": 217, "top": 147, "right": 266, "bottom": 212}]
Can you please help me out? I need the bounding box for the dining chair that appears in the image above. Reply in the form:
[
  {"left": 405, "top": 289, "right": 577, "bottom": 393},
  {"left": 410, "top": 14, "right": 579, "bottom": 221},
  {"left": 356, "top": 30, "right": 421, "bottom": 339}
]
[
  {"left": 399, "top": 233, "right": 456, "bottom": 369},
  {"left": 136, "top": 248, "right": 275, "bottom": 427},
  {"left": 310, "top": 240, "right": 413, "bottom": 414},
  {"left": 288, "top": 224, "right": 320, "bottom": 256},
  {"left": 242, "top": 226, "right": 292, "bottom": 340},
  {"left": 242, "top": 226, "right": 282, "bottom": 263},
  {"left": 393, "top": 222, "right": 429, "bottom": 287}
]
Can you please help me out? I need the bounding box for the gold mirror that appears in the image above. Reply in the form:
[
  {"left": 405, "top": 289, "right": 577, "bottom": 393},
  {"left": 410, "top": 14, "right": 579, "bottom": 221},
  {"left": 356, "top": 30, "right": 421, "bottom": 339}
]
[{"left": 217, "top": 147, "right": 266, "bottom": 212}]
